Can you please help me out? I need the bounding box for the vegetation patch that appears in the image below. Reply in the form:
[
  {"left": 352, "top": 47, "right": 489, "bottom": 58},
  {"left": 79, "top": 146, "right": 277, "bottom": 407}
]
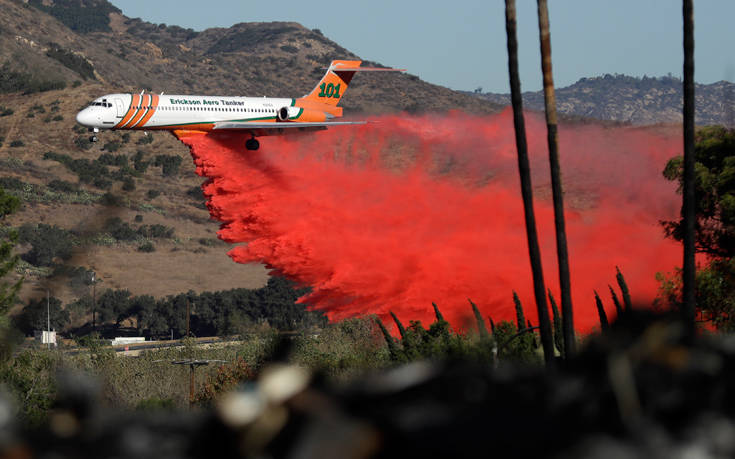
[
  {"left": 206, "top": 25, "right": 299, "bottom": 54},
  {"left": 18, "top": 223, "right": 76, "bottom": 267},
  {"left": 0, "top": 62, "right": 66, "bottom": 95},
  {"left": 28, "top": 0, "right": 120, "bottom": 34},
  {"left": 46, "top": 44, "right": 96, "bottom": 80}
]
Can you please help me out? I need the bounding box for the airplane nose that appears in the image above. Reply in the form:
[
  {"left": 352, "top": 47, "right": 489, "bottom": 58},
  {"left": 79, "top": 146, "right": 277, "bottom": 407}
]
[{"left": 75, "top": 108, "right": 95, "bottom": 127}]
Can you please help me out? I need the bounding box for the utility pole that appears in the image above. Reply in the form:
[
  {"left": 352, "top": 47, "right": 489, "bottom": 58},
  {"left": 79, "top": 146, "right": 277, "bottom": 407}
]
[
  {"left": 186, "top": 298, "right": 190, "bottom": 338},
  {"left": 92, "top": 274, "right": 97, "bottom": 332},
  {"left": 88, "top": 270, "right": 97, "bottom": 333},
  {"left": 505, "top": 0, "right": 555, "bottom": 364},
  {"left": 46, "top": 289, "right": 50, "bottom": 350},
  {"left": 170, "top": 359, "right": 225, "bottom": 409}
]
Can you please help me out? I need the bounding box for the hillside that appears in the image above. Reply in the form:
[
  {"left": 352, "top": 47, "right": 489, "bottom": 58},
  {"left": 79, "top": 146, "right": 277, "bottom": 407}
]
[
  {"left": 0, "top": 0, "right": 503, "bottom": 114},
  {"left": 470, "top": 74, "right": 735, "bottom": 126},
  {"left": 0, "top": 0, "right": 504, "bottom": 320}
]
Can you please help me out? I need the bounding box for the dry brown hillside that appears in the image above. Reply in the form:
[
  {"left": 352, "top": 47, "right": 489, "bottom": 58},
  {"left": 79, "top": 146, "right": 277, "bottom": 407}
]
[{"left": 0, "top": 0, "right": 501, "bottom": 312}]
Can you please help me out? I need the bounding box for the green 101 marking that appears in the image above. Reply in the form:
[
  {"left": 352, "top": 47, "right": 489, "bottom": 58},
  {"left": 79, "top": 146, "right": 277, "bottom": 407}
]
[{"left": 318, "top": 82, "right": 341, "bottom": 98}]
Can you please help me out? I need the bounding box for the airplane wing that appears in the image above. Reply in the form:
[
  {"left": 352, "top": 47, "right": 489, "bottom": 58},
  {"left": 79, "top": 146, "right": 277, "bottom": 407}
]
[{"left": 213, "top": 121, "right": 366, "bottom": 136}]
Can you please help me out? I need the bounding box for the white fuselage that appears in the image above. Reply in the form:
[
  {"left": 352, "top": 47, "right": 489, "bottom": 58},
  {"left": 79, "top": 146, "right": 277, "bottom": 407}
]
[{"left": 76, "top": 93, "right": 301, "bottom": 131}]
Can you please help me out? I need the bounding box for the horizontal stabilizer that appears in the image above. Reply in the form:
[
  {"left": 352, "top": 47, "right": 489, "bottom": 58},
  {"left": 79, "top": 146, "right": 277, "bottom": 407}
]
[{"left": 322, "top": 67, "right": 406, "bottom": 72}]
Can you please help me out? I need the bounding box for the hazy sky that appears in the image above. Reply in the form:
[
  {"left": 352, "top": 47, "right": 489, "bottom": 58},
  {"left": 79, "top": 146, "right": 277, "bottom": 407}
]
[{"left": 110, "top": 1, "right": 735, "bottom": 93}]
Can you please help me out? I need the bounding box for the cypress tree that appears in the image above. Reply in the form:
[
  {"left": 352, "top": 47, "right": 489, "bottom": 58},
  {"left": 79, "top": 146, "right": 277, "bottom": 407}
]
[
  {"left": 593, "top": 290, "right": 609, "bottom": 330},
  {"left": 527, "top": 320, "right": 538, "bottom": 348},
  {"left": 548, "top": 290, "right": 563, "bottom": 357},
  {"left": 469, "top": 298, "right": 489, "bottom": 339},
  {"left": 432, "top": 302, "right": 445, "bottom": 322},
  {"left": 513, "top": 291, "right": 526, "bottom": 332},
  {"left": 609, "top": 285, "right": 624, "bottom": 317},
  {"left": 390, "top": 311, "right": 407, "bottom": 340},
  {"left": 375, "top": 317, "right": 400, "bottom": 360},
  {"left": 390, "top": 311, "right": 412, "bottom": 354},
  {"left": 616, "top": 266, "right": 633, "bottom": 313}
]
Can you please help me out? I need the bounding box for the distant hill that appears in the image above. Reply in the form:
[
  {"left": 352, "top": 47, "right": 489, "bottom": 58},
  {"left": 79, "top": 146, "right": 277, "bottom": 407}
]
[{"left": 469, "top": 74, "right": 735, "bottom": 126}]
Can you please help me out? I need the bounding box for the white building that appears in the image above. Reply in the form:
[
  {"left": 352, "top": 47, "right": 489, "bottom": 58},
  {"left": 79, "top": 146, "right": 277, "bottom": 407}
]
[{"left": 34, "top": 330, "right": 57, "bottom": 346}]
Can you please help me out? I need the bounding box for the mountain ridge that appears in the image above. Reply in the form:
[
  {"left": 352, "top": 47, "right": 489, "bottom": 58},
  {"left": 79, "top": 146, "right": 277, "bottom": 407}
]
[{"left": 469, "top": 74, "right": 734, "bottom": 126}]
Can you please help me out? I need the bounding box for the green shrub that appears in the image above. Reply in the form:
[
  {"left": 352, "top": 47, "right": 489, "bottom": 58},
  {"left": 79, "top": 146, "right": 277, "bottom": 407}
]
[
  {"left": 18, "top": 223, "right": 75, "bottom": 267},
  {"left": 0, "top": 62, "right": 65, "bottom": 95},
  {"left": 133, "top": 150, "right": 149, "bottom": 173},
  {"left": 104, "top": 217, "right": 137, "bottom": 241},
  {"left": 138, "top": 224, "right": 174, "bottom": 239},
  {"left": 0, "top": 350, "right": 58, "bottom": 426},
  {"left": 146, "top": 189, "right": 161, "bottom": 200},
  {"left": 0, "top": 177, "right": 24, "bottom": 190},
  {"left": 73, "top": 124, "right": 86, "bottom": 134},
  {"left": 102, "top": 142, "right": 121, "bottom": 153},
  {"left": 46, "top": 45, "right": 96, "bottom": 80},
  {"left": 154, "top": 155, "right": 182, "bottom": 177},
  {"left": 137, "top": 241, "right": 155, "bottom": 252},
  {"left": 72, "top": 80, "right": 81, "bottom": 88},
  {"left": 198, "top": 238, "right": 217, "bottom": 247},
  {"left": 52, "top": 115, "right": 63, "bottom": 122},
  {"left": 186, "top": 186, "right": 205, "bottom": 201},
  {"left": 101, "top": 192, "right": 123, "bottom": 207},
  {"left": 121, "top": 133, "right": 131, "bottom": 144},
  {"left": 9, "top": 140, "right": 24, "bottom": 147},
  {"left": 0, "top": 106, "right": 13, "bottom": 117},
  {"left": 47, "top": 180, "right": 79, "bottom": 193},
  {"left": 136, "top": 134, "right": 154, "bottom": 145},
  {"left": 28, "top": 0, "right": 120, "bottom": 34},
  {"left": 136, "top": 397, "right": 176, "bottom": 411},
  {"left": 92, "top": 177, "right": 112, "bottom": 190},
  {"left": 122, "top": 178, "right": 136, "bottom": 192},
  {"left": 98, "top": 153, "right": 127, "bottom": 166},
  {"left": 194, "top": 358, "right": 254, "bottom": 406},
  {"left": 74, "top": 135, "right": 93, "bottom": 150}
]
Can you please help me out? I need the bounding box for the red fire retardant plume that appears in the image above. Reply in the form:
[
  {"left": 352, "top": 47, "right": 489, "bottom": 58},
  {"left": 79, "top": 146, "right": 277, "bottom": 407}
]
[{"left": 175, "top": 109, "right": 682, "bottom": 332}]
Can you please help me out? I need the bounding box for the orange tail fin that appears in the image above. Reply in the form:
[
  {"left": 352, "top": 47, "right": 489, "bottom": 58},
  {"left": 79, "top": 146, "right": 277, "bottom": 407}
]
[{"left": 301, "top": 60, "right": 362, "bottom": 107}]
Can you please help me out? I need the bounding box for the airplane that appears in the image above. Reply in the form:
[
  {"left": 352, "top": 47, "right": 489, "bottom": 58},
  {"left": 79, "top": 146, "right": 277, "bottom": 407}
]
[{"left": 75, "top": 60, "right": 404, "bottom": 150}]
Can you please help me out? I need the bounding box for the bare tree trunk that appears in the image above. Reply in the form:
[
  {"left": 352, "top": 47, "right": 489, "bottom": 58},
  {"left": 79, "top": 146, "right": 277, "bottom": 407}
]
[
  {"left": 504, "top": 0, "right": 554, "bottom": 364},
  {"left": 536, "top": 0, "right": 575, "bottom": 358},
  {"left": 682, "top": 0, "right": 696, "bottom": 335}
]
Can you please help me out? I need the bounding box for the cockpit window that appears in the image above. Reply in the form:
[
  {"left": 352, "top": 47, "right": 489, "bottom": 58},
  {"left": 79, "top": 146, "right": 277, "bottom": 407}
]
[{"left": 90, "top": 102, "right": 111, "bottom": 107}]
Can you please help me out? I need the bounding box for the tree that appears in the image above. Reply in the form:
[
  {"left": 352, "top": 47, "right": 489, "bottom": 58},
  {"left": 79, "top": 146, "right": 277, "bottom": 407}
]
[
  {"left": 662, "top": 126, "right": 735, "bottom": 328},
  {"left": 14, "top": 296, "right": 69, "bottom": 335},
  {"left": 663, "top": 127, "right": 735, "bottom": 258},
  {"left": 504, "top": 0, "right": 554, "bottom": 363},
  {"left": 0, "top": 187, "right": 21, "bottom": 316},
  {"left": 18, "top": 223, "right": 74, "bottom": 267}
]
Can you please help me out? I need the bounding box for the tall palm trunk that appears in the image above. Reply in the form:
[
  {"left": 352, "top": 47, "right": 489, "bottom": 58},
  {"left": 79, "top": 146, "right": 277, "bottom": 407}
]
[
  {"left": 504, "top": 0, "right": 554, "bottom": 364},
  {"left": 536, "top": 0, "right": 575, "bottom": 358},
  {"left": 682, "top": 0, "right": 696, "bottom": 335}
]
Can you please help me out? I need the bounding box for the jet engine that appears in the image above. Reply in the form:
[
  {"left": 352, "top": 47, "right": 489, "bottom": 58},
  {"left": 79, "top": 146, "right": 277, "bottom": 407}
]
[{"left": 277, "top": 107, "right": 291, "bottom": 121}]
